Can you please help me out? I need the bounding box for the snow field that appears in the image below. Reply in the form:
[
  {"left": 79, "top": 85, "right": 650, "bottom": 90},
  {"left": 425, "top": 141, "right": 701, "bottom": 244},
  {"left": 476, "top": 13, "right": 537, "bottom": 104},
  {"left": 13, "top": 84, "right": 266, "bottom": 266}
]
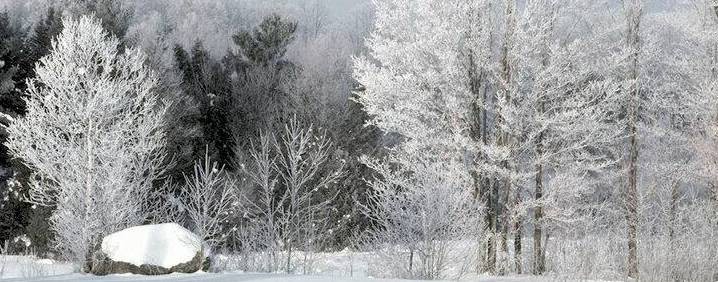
[{"left": 0, "top": 255, "right": 75, "bottom": 280}]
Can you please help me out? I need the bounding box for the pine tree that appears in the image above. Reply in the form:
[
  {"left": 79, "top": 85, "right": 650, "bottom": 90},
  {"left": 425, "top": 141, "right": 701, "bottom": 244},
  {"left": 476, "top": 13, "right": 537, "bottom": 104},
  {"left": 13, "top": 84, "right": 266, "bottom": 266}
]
[
  {"left": 0, "top": 8, "right": 63, "bottom": 246},
  {"left": 325, "top": 93, "right": 382, "bottom": 248},
  {"left": 59, "top": 0, "right": 133, "bottom": 39},
  {"left": 0, "top": 12, "right": 26, "bottom": 116},
  {"left": 0, "top": 11, "right": 29, "bottom": 244},
  {"left": 231, "top": 14, "right": 297, "bottom": 67},
  {"left": 173, "top": 41, "right": 233, "bottom": 172},
  {"left": 25, "top": 8, "right": 63, "bottom": 73},
  {"left": 225, "top": 14, "right": 299, "bottom": 146}
]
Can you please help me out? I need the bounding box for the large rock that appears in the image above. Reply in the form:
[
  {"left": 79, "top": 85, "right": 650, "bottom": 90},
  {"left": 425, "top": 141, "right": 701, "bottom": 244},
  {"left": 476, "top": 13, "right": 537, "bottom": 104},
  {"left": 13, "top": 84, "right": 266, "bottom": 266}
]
[{"left": 89, "top": 223, "right": 209, "bottom": 275}]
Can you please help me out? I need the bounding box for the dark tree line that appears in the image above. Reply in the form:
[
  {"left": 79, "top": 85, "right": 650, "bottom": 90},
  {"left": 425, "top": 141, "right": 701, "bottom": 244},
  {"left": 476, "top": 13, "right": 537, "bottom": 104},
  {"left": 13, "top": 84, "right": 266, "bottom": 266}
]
[{"left": 0, "top": 8, "right": 62, "bottom": 249}]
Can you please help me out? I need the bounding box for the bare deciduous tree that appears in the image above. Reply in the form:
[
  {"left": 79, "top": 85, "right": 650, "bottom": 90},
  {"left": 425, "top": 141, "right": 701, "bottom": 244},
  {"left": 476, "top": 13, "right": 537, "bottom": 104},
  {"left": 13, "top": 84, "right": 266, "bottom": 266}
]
[
  {"left": 234, "top": 117, "right": 344, "bottom": 273},
  {"left": 6, "top": 15, "right": 168, "bottom": 266},
  {"left": 360, "top": 155, "right": 481, "bottom": 280},
  {"left": 172, "top": 149, "right": 237, "bottom": 249}
]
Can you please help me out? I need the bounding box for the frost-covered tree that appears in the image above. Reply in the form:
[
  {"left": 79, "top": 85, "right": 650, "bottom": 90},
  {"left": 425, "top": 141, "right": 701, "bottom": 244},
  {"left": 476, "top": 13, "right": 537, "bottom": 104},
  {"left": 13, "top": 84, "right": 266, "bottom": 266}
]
[
  {"left": 235, "top": 132, "right": 281, "bottom": 272},
  {"left": 620, "top": 1, "right": 643, "bottom": 277},
  {"left": 126, "top": 10, "right": 192, "bottom": 184},
  {"left": 360, "top": 155, "right": 480, "bottom": 280},
  {"left": 486, "top": 0, "right": 520, "bottom": 273},
  {"left": 354, "top": 0, "right": 486, "bottom": 278},
  {"left": 287, "top": 10, "right": 376, "bottom": 247},
  {"left": 274, "top": 118, "right": 344, "bottom": 273},
  {"left": 353, "top": 0, "right": 477, "bottom": 157},
  {"left": 694, "top": 0, "right": 718, "bottom": 207},
  {"left": 532, "top": 1, "right": 718, "bottom": 279},
  {"left": 356, "top": 0, "right": 638, "bottom": 278},
  {"left": 631, "top": 2, "right": 718, "bottom": 280},
  {"left": 505, "top": 0, "right": 624, "bottom": 275},
  {"left": 234, "top": 117, "right": 344, "bottom": 273},
  {"left": 6, "top": 15, "right": 168, "bottom": 265},
  {"left": 171, "top": 150, "right": 237, "bottom": 249}
]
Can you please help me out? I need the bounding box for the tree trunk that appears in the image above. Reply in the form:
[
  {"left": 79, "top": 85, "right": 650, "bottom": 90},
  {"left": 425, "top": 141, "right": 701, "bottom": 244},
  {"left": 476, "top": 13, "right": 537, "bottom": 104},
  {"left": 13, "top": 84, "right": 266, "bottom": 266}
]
[
  {"left": 626, "top": 70, "right": 640, "bottom": 281},
  {"left": 513, "top": 188, "right": 522, "bottom": 274},
  {"left": 486, "top": 178, "right": 499, "bottom": 273},
  {"left": 83, "top": 120, "right": 96, "bottom": 271},
  {"left": 712, "top": 183, "right": 718, "bottom": 209},
  {"left": 532, "top": 3, "right": 555, "bottom": 273},
  {"left": 711, "top": 6, "right": 718, "bottom": 214},
  {"left": 497, "top": 0, "right": 516, "bottom": 274},
  {"left": 409, "top": 248, "right": 414, "bottom": 277},
  {"left": 465, "top": 5, "right": 497, "bottom": 272},
  {"left": 286, "top": 243, "right": 292, "bottom": 273},
  {"left": 668, "top": 181, "right": 679, "bottom": 280},
  {"left": 624, "top": 1, "right": 642, "bottom": 278},
  {"left": 542, "top": 232, "right": 550, "bottom": 271},
  {"left": 533, "top": 156, "right": 545, "bottom": 274},
  {"left": 499, "top": 182, "right": 510, "bottom": 275},
  {"left": 468, "top": 44, "right": 494, "bottom": 274},
  {"left": 533, "top": 73, "right": 547, "bottom": 274}
]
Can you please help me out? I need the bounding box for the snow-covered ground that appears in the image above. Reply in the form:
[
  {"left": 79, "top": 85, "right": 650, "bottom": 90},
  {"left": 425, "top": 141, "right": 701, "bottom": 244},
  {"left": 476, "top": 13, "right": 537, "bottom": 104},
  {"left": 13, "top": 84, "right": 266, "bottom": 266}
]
[
  {"left": 0, "top": 255, "right": 75, "bottom": 280},
  {"left": 0, "top": 253, "right": 612, "bottom": 282},
  {"left": 0, "top": 271, "right": 582, "bottom": 282},
  {"left": 2, "top": 246, "right": 614, "bottom": 282}
]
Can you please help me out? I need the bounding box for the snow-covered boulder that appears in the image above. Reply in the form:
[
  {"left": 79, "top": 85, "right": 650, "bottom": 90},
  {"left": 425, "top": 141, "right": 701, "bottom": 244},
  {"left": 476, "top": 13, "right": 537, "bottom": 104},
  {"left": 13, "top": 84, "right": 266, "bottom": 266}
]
[{"left": 89, "top": 223, "right": 209, "bottom": 275}]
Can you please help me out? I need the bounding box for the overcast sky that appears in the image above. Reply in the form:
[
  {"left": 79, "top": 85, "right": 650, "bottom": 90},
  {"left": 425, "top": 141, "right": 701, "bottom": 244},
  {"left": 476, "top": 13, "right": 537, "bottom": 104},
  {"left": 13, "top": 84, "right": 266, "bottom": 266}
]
[{"left": 323, "top": 0, "right": 370, "bottom": 19}]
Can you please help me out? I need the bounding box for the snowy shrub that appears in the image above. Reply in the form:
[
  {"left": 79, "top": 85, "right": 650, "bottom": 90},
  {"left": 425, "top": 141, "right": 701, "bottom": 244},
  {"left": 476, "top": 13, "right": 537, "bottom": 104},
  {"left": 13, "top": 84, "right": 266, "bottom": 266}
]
[
  {"left": 637, "top": 201, "right": 718, "bottom": 282},
  {"left": 546, "top": 232, "right": 626, "bottom": 280},
  {"left": 233, "top": 132, "right": 282, "bottom": 273},
  {"left": 359, "top": 156, "right": 482, "bottom": 280},
  {"left": 232, "top": 117, "right": 345, "bottom": 273},
  {"left": 544, "top": 196, "right": 718, "bottom": 282},
  {"left": 18, "top": 255, "right": 49, "bottom": 279},
  {"left": 173, "top": 150, "right": 237, "bottom": 250}
]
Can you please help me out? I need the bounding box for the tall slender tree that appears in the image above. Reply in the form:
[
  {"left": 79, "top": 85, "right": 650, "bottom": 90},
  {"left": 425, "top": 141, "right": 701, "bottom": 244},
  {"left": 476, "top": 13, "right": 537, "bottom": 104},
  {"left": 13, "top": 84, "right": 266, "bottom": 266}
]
[{"left": 622, "top": 0, "right": 643, "bottom": 278}]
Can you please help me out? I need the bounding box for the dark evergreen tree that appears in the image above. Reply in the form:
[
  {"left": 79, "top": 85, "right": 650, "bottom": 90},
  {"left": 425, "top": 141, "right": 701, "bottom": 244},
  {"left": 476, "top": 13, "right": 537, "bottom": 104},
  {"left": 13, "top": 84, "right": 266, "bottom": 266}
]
[
  {"left": 0, "top": 9, "right": 62, "bottom": 245},
  {"left": 0, "top": 11, "right": 29, "bottom": 244},
  {"left": 0, "top": 11, "right": 28, "bottom": 244},
  {"left": 0, "top": 11, "right": 27, "bottom": 117},
  {"left": 62, "top": 0, "right": 132, "bottom": 39},
  {"left": 224, "top": 14, "right": 299, "bottom": 147},
  {"left": 24, "top": 8, "right": 63, "bottom": 72},
  {"left": 325, "top": 93, "right": 382, "bottom": 249},
  {"left": 173, "top": 41, "right": 233, "bottom": 173},
  {"left": 230, "top": 14, "right": 297, "bottom": 67}
]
